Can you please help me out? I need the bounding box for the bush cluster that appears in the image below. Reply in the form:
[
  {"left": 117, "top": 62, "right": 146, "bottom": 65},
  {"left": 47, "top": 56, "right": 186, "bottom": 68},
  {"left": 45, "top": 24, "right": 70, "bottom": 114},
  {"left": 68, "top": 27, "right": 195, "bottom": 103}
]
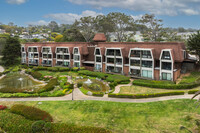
[
  {"left": 39, "top": 78, "right": 58, "bottom": 93},
  {"left": 108, "top": 91, "right": 185, "bottom": 99},
  {"left": 0, "top": 105, "right": 7, "bottom": 110},
  {"left": 132, "top": 79, "right": 200, "bottom": 89},
  {"left": 10, "top": 104, "right": 53, "bottom": 122},
  {"left": 25, "top": 70, "right": 42, "bottom": 80}
]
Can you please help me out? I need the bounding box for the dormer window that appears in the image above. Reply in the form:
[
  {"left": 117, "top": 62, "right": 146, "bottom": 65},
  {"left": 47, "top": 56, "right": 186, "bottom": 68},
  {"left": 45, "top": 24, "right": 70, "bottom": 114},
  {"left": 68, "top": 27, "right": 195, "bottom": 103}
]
[
  {"left": 21, "top": 47, "right": 25, "bottom": 52},
  {"left": 95, "top": 49, "right": 100, "bottom": 55},
  {"left": 161, "top": 51, "right": 171, "bottom": 60},
  {"left": 74, "top": 48, "right": 79, "bottom": 54}
]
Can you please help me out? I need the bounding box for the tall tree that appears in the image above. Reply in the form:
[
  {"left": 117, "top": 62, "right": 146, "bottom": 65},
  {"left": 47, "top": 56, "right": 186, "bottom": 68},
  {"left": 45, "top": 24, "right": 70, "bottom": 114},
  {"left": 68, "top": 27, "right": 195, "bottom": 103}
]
[
  {"left": 140, "top": 14, "right": 164, "bottom": 42},
  {"left": 187, "top": 31, "right": 200, "bottom": 62},
  {"left": 48, "top": 21, "right": 59, "bottom": 32},
  {"left": 106, "top": 12, "right": 135, "bottom": 42},
  {"left": 62, "top": 29, "right": 85, "bottom": 42},
  {"left": 2, "top": 36, "right": 21, "bottom": 66},
  {"left": 73, "top": 16, "right": 96, "bottom": 42}
]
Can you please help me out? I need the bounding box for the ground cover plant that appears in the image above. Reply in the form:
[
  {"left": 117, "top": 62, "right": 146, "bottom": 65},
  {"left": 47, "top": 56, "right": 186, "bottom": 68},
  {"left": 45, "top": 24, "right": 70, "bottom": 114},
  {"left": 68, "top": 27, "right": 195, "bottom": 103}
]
[
  {"left": 10, "top": 104, "right": 53, "bottom": 122},
  {"left": 1, "top": 100, "right": 200, "bottom": 133}
]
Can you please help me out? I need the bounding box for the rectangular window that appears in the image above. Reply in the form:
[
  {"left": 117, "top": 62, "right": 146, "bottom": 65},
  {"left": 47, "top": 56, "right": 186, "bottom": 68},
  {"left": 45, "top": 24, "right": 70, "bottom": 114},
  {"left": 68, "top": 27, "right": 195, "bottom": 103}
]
[
  {"left": 74, "top": 55, "right": 80, "bottom": 61},
  {"left": 95, "top": 64, "right": 101, "bottom": 70},
  {"left": 57, "top": 48, "right": 68, "bottom": 53},
  {"left": 142, "top": 51, "right": 151, "bottom": 58},
  {"left": 142, "top": 70, "right": 152, "bottom": 78},
  {"left": 162, "top": 73, "right": 171, "bottom": 80},
  {"left": 130, "top": 50, "right": 140, "bottom": 58},
  {"left": 116, "top": 58, "right": 122, "bottom": 65},
  {"left": 142, "top": 61, "right": 152, "bottom": 68},
  {"left": 96, "top": 56, "right": 101, "bottom": 62},
  {"left": 130, "top": 69, "right": 140, "bottom": 77},
  {"left": 107, "top": 58, "right": 114, "bottom": 64},
  {"left": 130, "top": 60, "right": 140, "bottom": 67},
  {"left": 74, "top": 62, "right": 80, "bottom": 67},
  {"left": 106, "top": 49, "right": 115, "bottom": 56},
  {"left": 162, "top": 62, "right": 172, "bottom": 70}
]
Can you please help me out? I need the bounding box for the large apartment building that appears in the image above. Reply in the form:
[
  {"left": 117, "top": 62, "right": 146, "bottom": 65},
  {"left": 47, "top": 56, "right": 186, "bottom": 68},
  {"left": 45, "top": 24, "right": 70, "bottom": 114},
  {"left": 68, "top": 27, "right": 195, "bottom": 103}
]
[{"left": 21, "top": 33, "right": 195, "bottom": 81}]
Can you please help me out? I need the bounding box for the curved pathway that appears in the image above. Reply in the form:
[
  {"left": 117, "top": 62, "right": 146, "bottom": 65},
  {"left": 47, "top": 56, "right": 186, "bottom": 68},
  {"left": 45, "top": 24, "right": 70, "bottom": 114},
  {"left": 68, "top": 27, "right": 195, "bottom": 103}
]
[
  {"left": 0, "top": 88, "right": 198, "bottom": 103},
  {"left": 113, "top": 79, "right": 134, "bottom": 93},
  {"left": 0, "top": 77, "right": 199, "bottom": 103}
]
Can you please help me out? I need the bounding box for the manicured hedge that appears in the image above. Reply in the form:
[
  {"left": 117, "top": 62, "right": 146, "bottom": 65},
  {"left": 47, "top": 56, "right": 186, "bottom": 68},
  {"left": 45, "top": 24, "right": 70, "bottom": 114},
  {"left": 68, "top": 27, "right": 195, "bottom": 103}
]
[
  {"left": 106, "top": 75, "right": 130, "bottom": 84},
  {"left": 39, "top": 78, "right": 58, "bottom": 93},
  {"left": 108, "top": 91, "right": 185, "bottom": 99},
  {"left": 132, "top": 79, "right": 200, "bottom": 89},
  {"left": 10, "top": 104, "right": 53, "bottom": 122},
  {"left": 188, "top": 89, "right": 199, "bottom": 94},
  {"left": 92, "top": 92, "right": 104, "bottom": 97},
  {"left": 78, "top": 70, "right": 108, "bottom": 79}
]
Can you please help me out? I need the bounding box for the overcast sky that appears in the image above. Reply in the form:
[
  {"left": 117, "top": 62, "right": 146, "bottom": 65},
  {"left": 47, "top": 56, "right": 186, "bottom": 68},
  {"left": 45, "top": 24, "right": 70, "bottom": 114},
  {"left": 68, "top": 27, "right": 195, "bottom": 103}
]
[{"left": 1, "top": 0, "right": 200, "bottom": 28}]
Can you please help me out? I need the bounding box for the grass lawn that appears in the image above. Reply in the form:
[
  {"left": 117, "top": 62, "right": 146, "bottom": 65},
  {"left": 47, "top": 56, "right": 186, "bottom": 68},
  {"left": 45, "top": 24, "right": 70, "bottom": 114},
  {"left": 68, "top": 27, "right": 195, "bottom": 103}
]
[
  {"left": 1, "top": 100, "right": 200, "bottom": 132},
  {"left": 38, "top": 70, "right": 79, "bottom": 77},
  {"left": 119, "top": 85, "right": 198, "bottom": 94},
  {"left": 179, "top": 71, "right": 200, "bottom": 84}
]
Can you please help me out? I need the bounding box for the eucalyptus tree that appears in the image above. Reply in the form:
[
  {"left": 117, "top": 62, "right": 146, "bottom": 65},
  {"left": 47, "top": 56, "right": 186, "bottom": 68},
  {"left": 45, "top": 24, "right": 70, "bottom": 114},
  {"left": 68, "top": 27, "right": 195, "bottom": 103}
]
[
  {"left": 106, "top": 12, "right": 135, "bottom": 42},
  {"left": 140, "top": 14, "right": 164, "bottom": 42},
  {"left": 72, "top": 16, "right": 97, "bottom": 42}
]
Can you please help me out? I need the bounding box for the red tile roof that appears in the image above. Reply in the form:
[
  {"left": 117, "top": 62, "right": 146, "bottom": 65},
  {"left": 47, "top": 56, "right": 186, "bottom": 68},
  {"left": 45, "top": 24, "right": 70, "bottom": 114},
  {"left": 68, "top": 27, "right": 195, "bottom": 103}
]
[{"left": 93, "top": 33, "right": 107, "bottom": 42}]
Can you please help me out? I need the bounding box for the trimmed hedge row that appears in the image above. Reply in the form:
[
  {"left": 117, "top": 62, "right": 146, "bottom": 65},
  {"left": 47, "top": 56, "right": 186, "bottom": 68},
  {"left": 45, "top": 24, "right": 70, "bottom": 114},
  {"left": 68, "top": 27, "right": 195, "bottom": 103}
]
[
  {"left": 78, "top": 70, "right": 108, "bottom": 79},
  {"left": 108, "top": 91, "right": 185, "bottom": 99},
  {"left": 10, "top": 104, "right": 53, "bottom": 122},
  {"left": 32, "top": 66, "right": 85, "bottom": 72},
  {"left": 132, "top": 80, "right": 200, "bottom": 89},
  {"left": 106, "top": 75, "right": 130, "bottom": 84},
  {"left": 92, "top": 92, "right": 104, "bottom": 97},
  {"left": 188, "top": 89, "right": 199, "bottom": 94},
  {"left": 0, "top": 90, "right": 66, "bottom": 98},
  {"left": 39, "top": 78, "right": 58, "bottom": 93}
]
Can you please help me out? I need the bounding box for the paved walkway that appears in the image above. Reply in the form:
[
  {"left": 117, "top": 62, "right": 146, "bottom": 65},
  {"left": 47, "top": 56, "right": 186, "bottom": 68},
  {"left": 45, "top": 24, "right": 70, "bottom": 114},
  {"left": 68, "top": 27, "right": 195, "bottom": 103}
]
[
  {"left": 0, "top": 66, "right": 4, "bottom": 73},
  {"left": 0, "top": 77, "right": 199, "bottom": 103},
  {"left": 0, "top": 88, "right": 198, "bottom": 103},
  {"left": 113, "top": 79, "right": 134, "bottom": 93}
]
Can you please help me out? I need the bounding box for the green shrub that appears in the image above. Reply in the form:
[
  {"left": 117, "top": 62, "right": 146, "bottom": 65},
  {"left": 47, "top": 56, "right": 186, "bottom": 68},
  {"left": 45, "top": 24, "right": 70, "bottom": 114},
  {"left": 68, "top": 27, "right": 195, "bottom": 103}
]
[
  {"left": 31, "top": 120, "right": 46, "bottom": 133},
  {"left": 10, "top": 104, "right": 53, "bottom": 122},
  {"left": 59, "top": 67, "right": 70, "bottom": 72},
  {"left": 39, "top": 78, "right": 58, "bottom": 93},
  {"left": 44, "top": 122, "right": 52, "bottom": 133},
  {"left": 78, "top": 70, "right": 108, "bottom": 79},
  {"left": 188, "top": 89, "right": 199, "bottom": 94},
  {"left": 47, "top": 67, "right": 59, "bottom": 72},
  {"left": 72, "top": 67, "right": 79, "bottom": 71},
  {"left": 30, "top": 71, "right": 42, "bottom": 80},
  {"left": 77, "top": 82, "right": 83, "bottom": 88},
  {"left": 108, "top": 91, "right": 185, "bottom": 99},
  {"left": 132, "top": 79, "right": 200, "bottom": 89},
  {"left": 106, "top": 75, "right": 130, "bottom": 84},
  {"left": 92, "top": 92, "right": 104, "bottom": 97},
  {"left": 80, "top": 67, "right": 86, "bottom": 70}
]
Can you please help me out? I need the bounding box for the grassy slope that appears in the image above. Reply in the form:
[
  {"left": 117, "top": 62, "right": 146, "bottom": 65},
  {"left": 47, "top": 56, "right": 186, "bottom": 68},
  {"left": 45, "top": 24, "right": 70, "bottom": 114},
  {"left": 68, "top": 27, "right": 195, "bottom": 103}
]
[
  {"left": 1, "top": 100, "right": 200, "bottom": 133},
  {"left": 119, "top": 85, "right": 199, "bottom": 94}
]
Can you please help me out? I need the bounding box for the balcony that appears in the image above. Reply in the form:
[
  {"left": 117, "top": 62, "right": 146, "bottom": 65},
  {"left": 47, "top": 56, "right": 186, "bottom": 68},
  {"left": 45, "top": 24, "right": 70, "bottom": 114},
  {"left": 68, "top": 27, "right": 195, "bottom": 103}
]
[{"left": 42, "top": 62, "right": 52, "bottom": 66}]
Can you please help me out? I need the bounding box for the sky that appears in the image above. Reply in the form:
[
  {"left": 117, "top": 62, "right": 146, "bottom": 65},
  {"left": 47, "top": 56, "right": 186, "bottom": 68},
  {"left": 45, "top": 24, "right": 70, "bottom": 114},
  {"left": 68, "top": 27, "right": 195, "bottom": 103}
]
[{"left": 0, "top": 0, "right": 200, "bottom": 28}]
